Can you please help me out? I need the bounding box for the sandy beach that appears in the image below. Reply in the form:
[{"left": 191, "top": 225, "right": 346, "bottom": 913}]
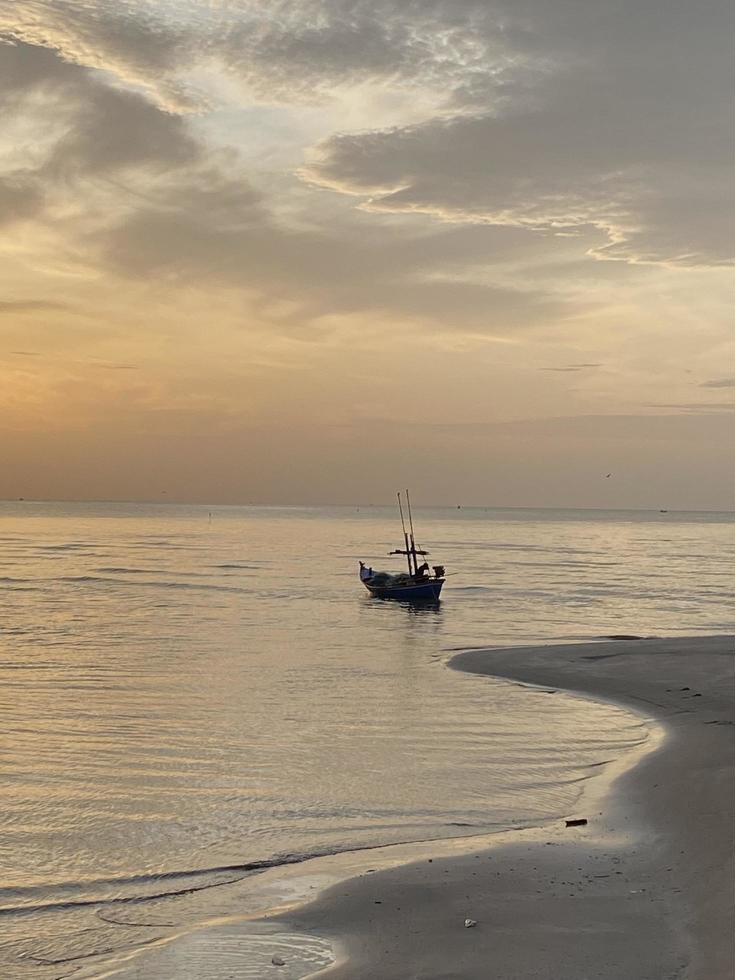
[{"left": 279, "top": 635, "right": 735, "bottom": 979}]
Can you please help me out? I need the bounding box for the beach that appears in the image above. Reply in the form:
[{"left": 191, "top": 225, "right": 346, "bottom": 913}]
[{"left": 279, "top": 635, "right": 735, "bottom": 979}]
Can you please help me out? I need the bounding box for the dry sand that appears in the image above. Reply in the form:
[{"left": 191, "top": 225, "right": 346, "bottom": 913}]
[{"left": 279, "top": 635, "right": 735, "bottom": 979}]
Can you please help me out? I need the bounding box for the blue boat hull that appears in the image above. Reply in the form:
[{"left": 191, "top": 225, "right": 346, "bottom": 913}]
[{"left": 362, "top": 579, "right": 444, "bottom": 602}]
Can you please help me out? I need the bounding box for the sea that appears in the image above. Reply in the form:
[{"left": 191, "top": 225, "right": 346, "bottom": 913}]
[{"left": 3, "top": 501, "right": 735, "bottom": 979}]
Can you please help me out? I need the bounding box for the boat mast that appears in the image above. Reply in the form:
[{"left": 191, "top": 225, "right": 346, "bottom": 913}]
[
  {"left": 405, "top": 488, "right": 418, "bottom": 576},
  {"left": 397, "top": 491, "right": 413, "bottom": 575}
]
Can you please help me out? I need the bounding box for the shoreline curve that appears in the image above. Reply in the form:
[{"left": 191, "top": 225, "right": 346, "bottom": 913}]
[
  {"left": 101, "top": 635, "right": 735, "bottom": 979},
  {"left": 280, "top": 634, "right": 735, "bottom": 979}
]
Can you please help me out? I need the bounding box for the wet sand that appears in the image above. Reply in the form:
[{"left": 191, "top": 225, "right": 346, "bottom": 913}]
[{"left": 281, "top": 635, "right": 735, "bottom": 979}]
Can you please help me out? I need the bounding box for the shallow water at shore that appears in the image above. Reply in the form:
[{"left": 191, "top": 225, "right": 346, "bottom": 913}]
[{"left": 3, "top": 502, "right": 735, "bottom": 976}]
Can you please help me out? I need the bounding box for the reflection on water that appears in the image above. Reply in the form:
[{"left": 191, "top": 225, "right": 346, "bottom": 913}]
[{"left": 3, "top": 502, "right": 735, "bottom": 976}]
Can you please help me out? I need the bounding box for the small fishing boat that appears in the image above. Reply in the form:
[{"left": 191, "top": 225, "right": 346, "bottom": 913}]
[{"left": 359, "top": 491, "right": 445, "bottom": 602}]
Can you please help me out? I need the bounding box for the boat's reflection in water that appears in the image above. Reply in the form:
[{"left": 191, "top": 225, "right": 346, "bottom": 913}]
[
  {"left": 360, "top": 594, "right": 442, "bottom": 612},
  {"left": 358, "top": 594, "right": 444, "bottom": 639},
  {"left": 397, "top": 598, "right": 442, "bottom": 615}
]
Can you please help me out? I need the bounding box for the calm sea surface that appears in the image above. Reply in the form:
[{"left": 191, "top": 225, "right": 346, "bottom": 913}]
[{"left": 3, "top": 502, "right": 735, "bottom": 977}]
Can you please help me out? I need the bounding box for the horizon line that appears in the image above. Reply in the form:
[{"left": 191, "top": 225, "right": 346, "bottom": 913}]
[{"left": 2, "top": 498, "right": 734, "bottom": 516}]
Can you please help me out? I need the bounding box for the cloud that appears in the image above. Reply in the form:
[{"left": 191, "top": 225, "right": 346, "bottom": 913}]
[
  {"left": 0, "top": 34, "right": 212, "bottom": 250},
  {"left": 8, "top": 0, "right": 735, "bottom": 272},
  {"left": 1, "top": 0, "right": 527, "bottom": 116},
  {"left": 94, "top": 362, "right": 139, "bottom": 370},
  {"left": 0, "top": 2, "right": 197, "bottom": 111},
  {"left": 95, "top": 198, "right": 569, "bottom": 331},
  {"left": 0, "top": 175, "right": 44, "bottom": 224},
  {"left": 3, "top": 0, "right": 729, "bottom": 345},
  {"left": 48, "top": 83, "right": 202, "bottom": 178},
  {"left": 543, "top": 363, "right": 601, "bottom": 373},
  {"left": 213, "top": 0, "right": 532, "bottom": 109},
  {"left": 0, "top": 36, "right": 203, "bottom": 178},
  {"left": 298, "top": 1, "right": 735, "bottom": 266},
  {"left": 1, "top": 28, "right": 563, "bottom": 335},
  {"left": 650, "top": 403, "right": 735, "bottom": 413},
  {"left": 0, "top": 301, "right": 68, "bottom": 313},
  {"left": 701, "top": 378, "right": 735, "bottom": 389},
  {"left": 0, "top": 30, "right": 77, "bottom": 98}
]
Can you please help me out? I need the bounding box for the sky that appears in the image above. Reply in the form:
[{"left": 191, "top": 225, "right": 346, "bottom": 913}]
[{"left": 2, "top": 0, "right": 735, "bottom": 508}]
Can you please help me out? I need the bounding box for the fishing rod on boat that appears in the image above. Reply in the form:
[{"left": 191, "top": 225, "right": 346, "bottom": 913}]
[
  {"left": 390, "top": 490, "right": 430, "bottom": 576},
  {"left": 406, "top": 489, "right": 418, "bottom": 576},
  {"left": 391, "top": 490, "right": 419, "bottom": 575},
  {"left": 405, "top": 489, "right": 415, "bottom": 540},
  {"left": 405, "top": 489, "right": 432, "bottom": 576},
  {"left": 396, "top": 491, "right": 413, "bottom": 575},
  {"left": 397, "top": 491, "right": 407, "bottom": 537}
]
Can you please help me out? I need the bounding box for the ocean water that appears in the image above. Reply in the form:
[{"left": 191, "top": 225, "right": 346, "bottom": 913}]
[{"left": 3, "top": 501, "right": 735, "bottom": 978}]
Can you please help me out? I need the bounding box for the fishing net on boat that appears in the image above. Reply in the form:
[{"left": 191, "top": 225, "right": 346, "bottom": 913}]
[{"left": 368, "top": 571, "right": 414, "bottom": 587}]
